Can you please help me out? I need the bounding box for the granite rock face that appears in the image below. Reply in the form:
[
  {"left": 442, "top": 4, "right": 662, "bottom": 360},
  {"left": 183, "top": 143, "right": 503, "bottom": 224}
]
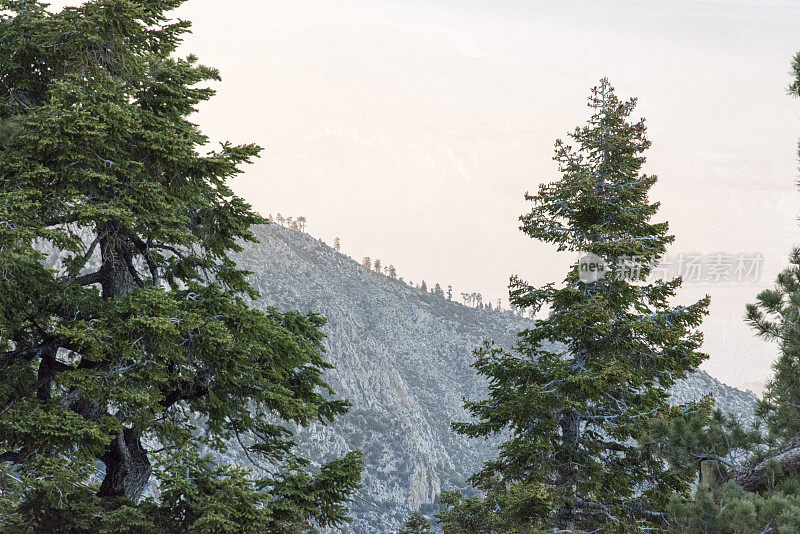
[{"left": 233, "top": 224, "right": 757, "bottom": 532}]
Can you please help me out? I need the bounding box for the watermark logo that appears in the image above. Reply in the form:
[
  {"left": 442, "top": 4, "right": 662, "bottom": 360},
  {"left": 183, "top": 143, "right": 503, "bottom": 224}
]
[
  {"left": 576, "top": 252, "right": 763, "bottom": 284},
  {"left": 578, "top": 252, "right": 608, "bottom": 283},
  {"left": 655, "top": 253, "right": 762, "bottom": 284}
]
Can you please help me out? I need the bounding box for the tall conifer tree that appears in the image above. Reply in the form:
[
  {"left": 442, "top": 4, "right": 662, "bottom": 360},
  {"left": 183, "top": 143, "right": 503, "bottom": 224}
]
[
  {"left": 0, "top": 1, "right": 361, "bottom": 531},
  {"left": 443, "top": 80, "right": 709, "bottom": 532}
]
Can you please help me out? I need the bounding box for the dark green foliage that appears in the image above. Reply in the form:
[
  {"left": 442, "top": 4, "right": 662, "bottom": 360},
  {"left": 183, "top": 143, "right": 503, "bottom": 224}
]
[
  {"left": 443, "top": 80, "right": 709, "bottom": 532},
  {"left": 668, "top": 482, "right": 800, "bottom": 534},
  {"left": 0, "top": 1, "right": 361, "bottom": 531},
  {"left": 438, "top": 483, "right": 550, "bottom": 534},
  {"left": 653, "top": 399, "right": 761, "bottom": 483},
  {"left": 398, "top": 511, "right": 433, "bottom": 534}
]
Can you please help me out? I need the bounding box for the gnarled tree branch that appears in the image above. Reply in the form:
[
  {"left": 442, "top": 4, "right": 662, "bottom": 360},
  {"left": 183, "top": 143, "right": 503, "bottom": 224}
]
[{"left": 724, "top": 446, "right": 800, "bottom": 493}]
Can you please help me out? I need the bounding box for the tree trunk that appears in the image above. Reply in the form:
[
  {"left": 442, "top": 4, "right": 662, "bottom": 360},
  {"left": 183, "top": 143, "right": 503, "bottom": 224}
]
[
  {"left": 556, "top": 409, "right": 580, "bottom": 530},
  {"left": 97, "top": 427, "right": 151, "bottom": 501},
  {"left": 556, "top": 342, "right": 588, "bottom": 530},
  {"left": 93, "top": 226, "right": 151, "bottom": 500},
  {"left": 99, "top": 226, "right": 138, "bottom": 299},
  {"left": 699, "top": 460, "right": 721, "bottom": 489},
  {"left": 36, "top": 344, "right": 59, "bottom": 401}
]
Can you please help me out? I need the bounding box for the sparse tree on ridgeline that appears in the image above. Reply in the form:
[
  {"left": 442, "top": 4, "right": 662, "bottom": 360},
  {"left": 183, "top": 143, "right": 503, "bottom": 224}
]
[
  {"left": 297, "top": 216, "right": 306, "bottom": 232},
  {"left": 388, "top": 265, "right": 397, "bottom": 279},
  {"left": 447, "top": 285, "right": 453, "bottom": 300},
  {"left": 333, "top": 237, "right": 341, "bottom": 252},
  {"left": 361, "top": 257, "right": 372, "bottom": 270},
  {"left": 420, "top": 280, "right": 427, "bottom": 292},
  {"left": 441, "top": 80, "right": 709, "bottom": 532},
  {"left": 434, "top": 283, "right": 444, "bottom": 298},
  {"left": 374, "top": 259, "right": 382, "bottom": 273}
]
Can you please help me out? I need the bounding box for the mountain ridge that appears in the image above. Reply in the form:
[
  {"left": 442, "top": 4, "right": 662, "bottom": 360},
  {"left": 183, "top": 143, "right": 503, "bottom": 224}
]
[{"left": 232, "top": 222, "right": 758, "bottom": 532}]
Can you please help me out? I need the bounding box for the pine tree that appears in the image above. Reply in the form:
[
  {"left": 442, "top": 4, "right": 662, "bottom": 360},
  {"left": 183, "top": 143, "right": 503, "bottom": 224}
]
[
  {"left": 374, "top": 258, "right": 382, "bottom": 273},
  {"left": 443, "top": 80, "right": 709, "bottom": 532},
  {"left": 664, "top": 52, "right": 800, "bottom": 531},
  {"left": 362, "top": 257, "right": 371, "bottom": 270},
  {"left": 333, "top": 237, "right": 341, "bottom": 252},
  {"left": 0, "top": 2, "right": 361, "bottom": 531},
  {"left": 667, "top": 482, "right": 800, "bottom": 533},
  {"left": 747, "top": 248, "right": 800, "bottom": 445},
  {"left": 398, "top": 511, "right": 433, "bottom": 534},
  {"left": 388, "top": 264, "right": 397, "bottom": 279},
  {"left": 447, "top": 285, "right": 453, "bottom": 300},
  {"left": 420, "top": 280, "right": 427, "bottom": 292},
  {"left": 433, "top": 283, "right": 444, "bottom": 298}
]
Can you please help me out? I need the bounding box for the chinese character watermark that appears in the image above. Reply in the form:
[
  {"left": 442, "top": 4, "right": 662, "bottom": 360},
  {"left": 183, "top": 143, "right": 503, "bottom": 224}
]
[{"left": 576, "top": 252, "right": 763, "bottom": 284}]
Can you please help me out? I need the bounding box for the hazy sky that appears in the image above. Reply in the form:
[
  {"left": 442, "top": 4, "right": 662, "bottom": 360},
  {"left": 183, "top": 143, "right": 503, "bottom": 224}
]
[{"left": 49, "top": 1, "right": 800, "bottom": 388}]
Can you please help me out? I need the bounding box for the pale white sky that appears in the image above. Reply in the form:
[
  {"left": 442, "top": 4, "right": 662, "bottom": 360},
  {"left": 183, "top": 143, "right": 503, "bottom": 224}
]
[{"left": 50, "top": 1, "right": 800, "bottom": 388}]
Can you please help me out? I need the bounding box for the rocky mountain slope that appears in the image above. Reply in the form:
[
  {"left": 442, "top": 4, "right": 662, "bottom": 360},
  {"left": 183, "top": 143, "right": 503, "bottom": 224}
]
[{"left": 232, "top": 223, "right": 757, "bottom": 532}]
